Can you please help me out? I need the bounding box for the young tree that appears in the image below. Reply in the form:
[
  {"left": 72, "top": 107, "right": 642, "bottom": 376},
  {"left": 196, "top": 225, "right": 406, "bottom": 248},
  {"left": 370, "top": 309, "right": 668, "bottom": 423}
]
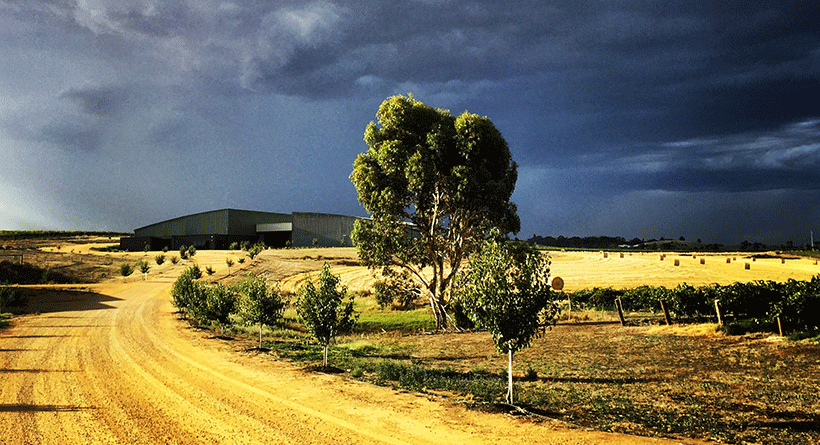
[
  {"left": 296, "top": 263, "right": 356, "bottom": 368},
  {"left": 456, "top": 236, "right": 558, "bottom": 404},
  {"left": 171, "top": 265, "right": 206, "bottom": 319},
  {"left": 350, "top": 94, "right": 519, "bottom": 330},
  {"left": 238, "top": 273, "right": 286, "bottom": 348},
  {"left": 203, "top": 283, "right": 237, "bottom": 337}
]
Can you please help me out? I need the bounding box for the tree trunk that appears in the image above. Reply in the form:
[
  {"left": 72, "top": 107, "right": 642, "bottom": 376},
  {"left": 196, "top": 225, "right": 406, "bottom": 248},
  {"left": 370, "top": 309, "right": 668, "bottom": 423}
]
[
  {"left": 323, "top": 343, "right": 329, "bottom": 368},
  {"left": 428, "top": 295, "right": 447, "bottom": 330},
  {"left": 506, "top": 349, "right": 514, "bottom": 405},
  {"left": 259, "top": 322, "right": 263, "bottom": 349}
]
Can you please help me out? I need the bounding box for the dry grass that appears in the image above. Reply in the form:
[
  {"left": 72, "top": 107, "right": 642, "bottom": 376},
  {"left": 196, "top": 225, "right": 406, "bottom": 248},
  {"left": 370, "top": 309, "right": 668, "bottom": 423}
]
[{"left": 9, "top": 238, "right": 820, "bottom": 444}]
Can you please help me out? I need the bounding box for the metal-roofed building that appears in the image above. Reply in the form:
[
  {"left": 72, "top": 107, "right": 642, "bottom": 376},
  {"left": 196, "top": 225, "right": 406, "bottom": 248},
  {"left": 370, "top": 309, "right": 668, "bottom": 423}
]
[{"left": 119, "top": 209, "right": 363, "bottom": 251}]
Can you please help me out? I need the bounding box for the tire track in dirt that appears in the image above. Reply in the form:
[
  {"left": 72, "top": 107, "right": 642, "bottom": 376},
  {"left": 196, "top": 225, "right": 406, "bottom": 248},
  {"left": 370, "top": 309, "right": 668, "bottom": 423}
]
[{"left": 0, "top": 279, "right": 686, "bottom": 444}]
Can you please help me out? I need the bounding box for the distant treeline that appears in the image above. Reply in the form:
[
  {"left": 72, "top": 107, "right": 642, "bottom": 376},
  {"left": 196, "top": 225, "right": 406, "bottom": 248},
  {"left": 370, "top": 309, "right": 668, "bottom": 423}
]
[
  {"left": 524, "top": 235, "right": 782, "bottom": 252},
  {"left": 525, "top": 234, "right": 820, "bottom": 252},
  {"left": 0, "top": 230, "right": 130, "bottom": 241},
  {"left": 526, "top": 235, "right": 634, "bottom": 249}
]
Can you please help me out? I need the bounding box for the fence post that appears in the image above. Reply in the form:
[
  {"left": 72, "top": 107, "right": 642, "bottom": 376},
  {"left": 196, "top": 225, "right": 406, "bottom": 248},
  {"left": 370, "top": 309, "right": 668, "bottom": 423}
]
[
  {"left": 660, "top": 299, "right": 672, "bottom": 326},
  {"left": 714, "top": 299, "right": 723, "bottom": 326},
  {"left": 777, "top": 317, "right": 784, "bottom": 337},
  {"left": 616, "top": 298, "right": 626, "bottom": 326}
]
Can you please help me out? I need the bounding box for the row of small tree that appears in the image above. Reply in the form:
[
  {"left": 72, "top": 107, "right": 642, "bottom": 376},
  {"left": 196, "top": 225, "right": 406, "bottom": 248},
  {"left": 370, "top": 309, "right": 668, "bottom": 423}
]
[
  {"left": 566, "top": 278, "right": 820, "bottom": 334},
  {"left": 170, "top": 263, "right": 356, "bottom": 364}
]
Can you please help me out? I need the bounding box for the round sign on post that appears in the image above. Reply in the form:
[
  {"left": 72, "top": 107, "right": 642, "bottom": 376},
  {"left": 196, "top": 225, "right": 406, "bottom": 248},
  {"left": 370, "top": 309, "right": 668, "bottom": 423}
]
[{"left": 551, "top": 276, "right": 564, "bottom": 291}]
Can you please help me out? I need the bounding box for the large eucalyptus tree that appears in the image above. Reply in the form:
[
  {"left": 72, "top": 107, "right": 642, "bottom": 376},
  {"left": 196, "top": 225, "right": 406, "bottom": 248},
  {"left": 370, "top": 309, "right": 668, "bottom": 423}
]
[{"left": 350, "top": 95, "right": 519, "bottom": 330}]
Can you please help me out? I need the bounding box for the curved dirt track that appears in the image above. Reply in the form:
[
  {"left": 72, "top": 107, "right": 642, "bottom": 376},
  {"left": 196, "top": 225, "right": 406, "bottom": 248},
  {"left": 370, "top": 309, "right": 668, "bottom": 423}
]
[{"left": 0, "top": 278, "right": 681, "bottom": 444}]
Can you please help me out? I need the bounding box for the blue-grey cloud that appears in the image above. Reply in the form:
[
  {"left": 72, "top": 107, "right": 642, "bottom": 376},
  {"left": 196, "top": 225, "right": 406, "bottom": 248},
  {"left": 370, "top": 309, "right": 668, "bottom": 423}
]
[{"left": 1, "top": 0, "right": 819, "bottom": 246}]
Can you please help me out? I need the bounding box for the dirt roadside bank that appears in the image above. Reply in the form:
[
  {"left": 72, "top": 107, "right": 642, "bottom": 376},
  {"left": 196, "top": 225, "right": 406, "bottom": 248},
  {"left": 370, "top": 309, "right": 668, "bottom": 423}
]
[{"left": 0, "top": 278, "right": 696, "bottom": 444}]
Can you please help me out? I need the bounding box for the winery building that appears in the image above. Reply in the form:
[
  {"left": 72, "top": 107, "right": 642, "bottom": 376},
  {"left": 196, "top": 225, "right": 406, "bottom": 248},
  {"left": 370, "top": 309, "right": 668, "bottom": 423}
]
[{"left": 119, "top": 209, "right": 363, "bottom": 251}]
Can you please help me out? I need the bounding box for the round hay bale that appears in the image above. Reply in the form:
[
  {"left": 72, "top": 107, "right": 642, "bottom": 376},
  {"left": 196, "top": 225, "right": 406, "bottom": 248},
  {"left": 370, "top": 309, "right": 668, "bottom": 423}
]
[{"left": 551, "top": 276, "right": 564, "bottom": 291}]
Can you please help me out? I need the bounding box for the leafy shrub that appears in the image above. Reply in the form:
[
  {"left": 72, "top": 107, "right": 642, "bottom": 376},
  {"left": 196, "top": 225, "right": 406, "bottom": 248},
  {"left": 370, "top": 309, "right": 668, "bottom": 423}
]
[
  {"left": 162, "top": 246, "right": 169, "bottom": 253},
  {"left": 297, "top": 263, "right": 356, "bottom": 367},
  {"left": 524, "top": 367, "right": 539, "bottom": 381},
  {"left": 203, "top": 283, "right": 237, "bottom": 335},
  {"left": 179, "top": 245, "right": 188, "bottom": 260},
  {"left": 241, "top": 241, "right": 251, "bottom": 251},
  {"left": 187, "top": 264, "right": 202, "bottom": 279},
  {"left": 247, "top": 244, "right": 263, "bottom": 260},
  {"left": 205, "top": 265, "right": 215, "bottom": 276},
  {"left": 229, "top": 242, "right": 239, "bottom": 250},
  {"left": 238, "top": 273, "right": 287, "bottom": 348},
  {"left": 120, "top": 263, "right": 134, "bottom": 277},
  {"left": 238, "top": 258, "right": 245, "bottom": 264},
  {"left": 171, "top": 266, "right": 206, "bottom": 319},
  {"left": 155, "top": 254, "right": 165, "bottom": 265},
  {"left": 0, "top": 286, "right": 25, "bottom": 312},
  {"left": 225, "top": 258, "right": 234, "bottom": 267},
  {"left": 187, "top": 245, "right": 197, "bottom": 258},
  {"left": 137, "top": 260, "right": 150, "bottom": 274},
  {"left": 170, "top": 256, "right": 179, "bottom": 265},
  {"left": 373, "top": 279, "right": 417, "bottom": 309}
]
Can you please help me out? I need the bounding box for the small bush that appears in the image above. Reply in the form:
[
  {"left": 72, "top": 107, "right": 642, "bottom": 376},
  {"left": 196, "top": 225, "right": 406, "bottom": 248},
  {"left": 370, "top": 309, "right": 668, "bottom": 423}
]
[
  {"left": 170, "top": 256, "right": 179, "bottom": 265},
  {"left": 0, "top": 286, "right": 25, "bottom": 312},
  {"left": 238, "top": 258, "right": 245, "bottom": 264},
  {"left": 524, "top": 367, "right": 539, "bottom": 381},
  {"left": 229, "top": 242, "right": 239, "bottom": 250},
  {"left": 187, "top": 245, "right": 197, "bottom": 258},
  {"left": 155, "top": 254, "right": 165, "bottom": 265},
  {"left": 205, "top": 265, "right": 215, "bottom": 276},
  {"left": 188, "top": 264, "right": 202, "bottom": 279},
  {"left": 120, "top": 263, "right": 134, "bottom": 277},
  {"left": 137, "top": 260, "right": 150, "bottom": 274},
  {"left": 162, "top": 246, "right": 169, "bottom": 253},
  {"left": 179, "top": 245, "right": 188, "bottom": 260},
  {"left": 225, "top": 258, "right": 234, "bottom": 267},
  {"left": 351, "top": 367, "right": 364, "bottom": 378},
  {"left": 248, "top": 244, "right": 263, "bottom": 259}
]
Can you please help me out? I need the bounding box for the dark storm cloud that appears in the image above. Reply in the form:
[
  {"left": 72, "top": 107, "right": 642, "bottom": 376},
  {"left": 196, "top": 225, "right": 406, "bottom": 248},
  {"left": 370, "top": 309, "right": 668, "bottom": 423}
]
[
  {"left": 40, "top": 122, "right": 101, "bottom": 152},
  {"left": 2, "top": 0, "right": 818, "bottom": 244},
  {"left": 59, "top": 85, "right": 131, "bottom": 117}
]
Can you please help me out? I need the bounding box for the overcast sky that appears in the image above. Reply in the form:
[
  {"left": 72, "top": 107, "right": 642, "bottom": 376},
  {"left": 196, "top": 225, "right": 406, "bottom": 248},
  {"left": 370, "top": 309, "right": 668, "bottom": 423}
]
[{"left": 2, "top": 1, "right": 819, "bottom": 245}]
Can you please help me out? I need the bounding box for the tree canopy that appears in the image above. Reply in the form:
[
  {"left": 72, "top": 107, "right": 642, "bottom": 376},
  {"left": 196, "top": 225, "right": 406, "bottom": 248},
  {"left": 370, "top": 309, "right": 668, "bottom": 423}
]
[
  {"left": 350, "top": 95, "right": 519, "bottom": 329},
  {"left": 296, "top": 263, "right": 356, "bottom": 368},
  {"left": 456, "top": 236, "right": 558, "bottom": 404}
]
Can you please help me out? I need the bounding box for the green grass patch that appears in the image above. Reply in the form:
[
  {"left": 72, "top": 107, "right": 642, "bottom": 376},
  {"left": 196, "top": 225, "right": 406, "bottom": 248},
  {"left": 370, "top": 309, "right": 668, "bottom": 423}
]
[
  {"left": 354, "top": 308, "right": 435, "bottom": 333},
  {"left": 0, "top": 313, "right": 11, "bottom": 329}
]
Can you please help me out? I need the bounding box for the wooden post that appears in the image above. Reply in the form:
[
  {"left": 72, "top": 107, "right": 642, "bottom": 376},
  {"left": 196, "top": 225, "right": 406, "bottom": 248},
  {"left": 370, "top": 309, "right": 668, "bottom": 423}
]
[
  {"left": 700, "top": 258, "right": 705, "bottom": 265},
  {"left": 777, "top": 317, "right": 784, "bottom": 337},
  {"left": 674, "top": 259, "right": 680, "bottom": 266},
  {"left": 714, "top": 299, "right": 723, "bottom": 326},
  {"left": 745, "top": 263, "right": 751, "bottom": 270},
  {"left": 660, "top": 299, "right": 672, "bottom": 325},
  {"left": 726, "top": 258, "right": 731, "bottom": 264},
  {"left": 616, "top": 298, "right": 626, "bottom": 326}
]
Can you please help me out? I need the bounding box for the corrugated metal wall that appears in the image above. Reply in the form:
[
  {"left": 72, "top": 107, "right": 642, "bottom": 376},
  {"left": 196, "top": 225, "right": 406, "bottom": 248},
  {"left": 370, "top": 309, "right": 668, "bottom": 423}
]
[
  {"left": 124, "top": 209, "right": 363, "bottom": 250},
  {"left": 134, "top": 209, "right": 232, "bottom": 237},
  {"left": 291, "top": 212, "right": 360, "bottom": 247}
]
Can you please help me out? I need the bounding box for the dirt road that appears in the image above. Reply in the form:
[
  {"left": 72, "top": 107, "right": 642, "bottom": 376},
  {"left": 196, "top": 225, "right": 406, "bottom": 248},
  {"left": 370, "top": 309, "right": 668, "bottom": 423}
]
[{"left": 1, "top": 278, "right": 683, "bottom": 444}]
